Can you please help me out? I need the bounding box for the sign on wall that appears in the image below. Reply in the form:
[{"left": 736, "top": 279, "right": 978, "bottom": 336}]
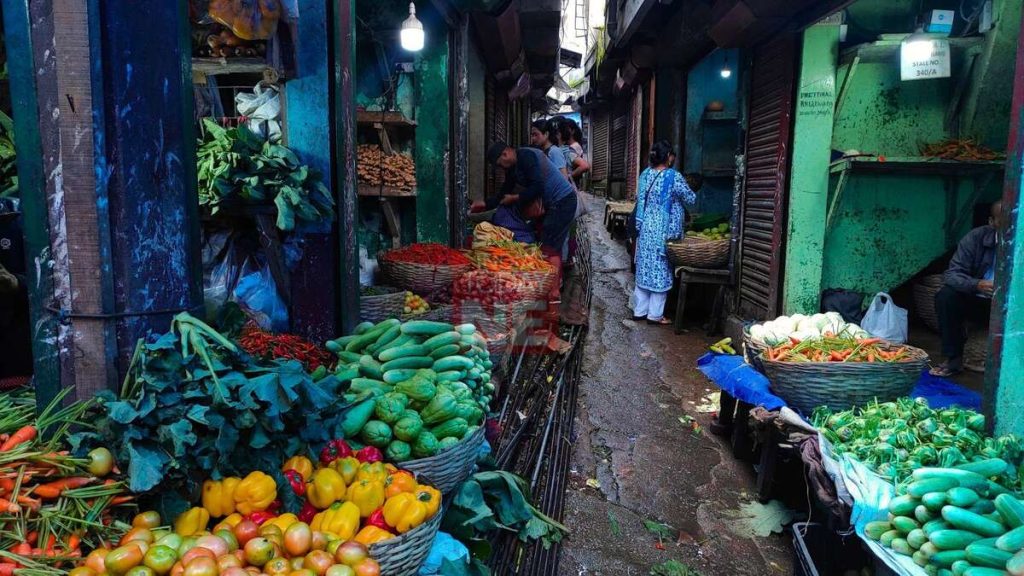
[{"left": 900, "top": 38, "right": 951, "bottom": 81}]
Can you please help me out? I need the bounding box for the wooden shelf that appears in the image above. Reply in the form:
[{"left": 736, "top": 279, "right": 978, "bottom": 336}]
[
  {"left": 702, "top": 167, "right": 737, "bottom": 178},
  {"left": 840, "top": 36, "right": 984, "bottom": 65},
  {"left": 702, "top": 111, "right": 738, "bottom": 123},
  {"left": 357, "top": 184, "right": 417, "bottom": 198},
  {"left": 356, "top": 110, "right": 417, "bottom": 127},
  {"left": 191, "top": 57, "right": 273, "bottom": 77},
  {"left": 829, "top": 156, "right": 1005, "bottom": 176}
]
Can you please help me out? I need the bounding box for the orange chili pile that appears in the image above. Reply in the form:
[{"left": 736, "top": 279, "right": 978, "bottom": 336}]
[
  {"left": 238, "top": 323, "right": 334, "bottom": 371},
  {"left": 470, "top": 242, "right": 553, "bottom": 272},
  {"left": 765, "top": 337, "right": 910, "bottom": 363},
  {"left": 383, "top": 243, "right": 472, "bottom": 265}
]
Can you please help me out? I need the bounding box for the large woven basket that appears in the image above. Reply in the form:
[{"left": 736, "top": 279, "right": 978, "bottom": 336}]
[
  {"left": 404, "top": 303, "right": 453, "bottom": 323},
  {"left": 401, "top": 426, "right": 485, "bottom": 494},
  {"left": 379, "top": 253, "right": 472, "bottom": 294},
  {"left": 761, "top": 344, "right": 929, "bottom": 414},
  {"left": 666, "top": 237, "right": 729, "bottom": 268},
  {"left": 360, "top": 287, "right": 406, "bottom": 323},
  {"left": 742, "top": 329, "right": 768, "bottom": 373},
  {"left": 509, "top": 269, "right": 556, "bottom": 299},
  {"left": 369, "top": 493, "right": 443, "bottom": 576},
  {"left": 913, "top": 274, "right": 944, "bottom": 332}
]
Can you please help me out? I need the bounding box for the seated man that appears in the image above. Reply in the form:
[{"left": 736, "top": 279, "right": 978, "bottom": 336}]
[
  {"left": 930, "top": 200, "right": 1002, "bottom": 377},
  {"left": 0, "top": 200, "right": 32, "bottom": 381}
]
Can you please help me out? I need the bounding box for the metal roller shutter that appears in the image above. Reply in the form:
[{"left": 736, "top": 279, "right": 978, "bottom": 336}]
[
  {"left": 610, "top": 105, "right": 627, "bottom": 181},
  {"left": 485, "top": 77, "right": 508, "bottom": 199},
  {"left": 737, "top": 34, "right": 797, "bottom": 319},
  {"left": 591, "top": 111, "right": 609, "bottom": 181},
  {"left": 625, "top": 88, "right": 643, "bottom": 200}
]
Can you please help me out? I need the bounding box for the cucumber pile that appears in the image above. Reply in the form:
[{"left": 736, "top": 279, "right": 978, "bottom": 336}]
[
  {"left": 866, "top": 460, "right": 1024, "bottom": 575},
  {"left": 324, "top": 319, "right": 495, "bottom": 462}
]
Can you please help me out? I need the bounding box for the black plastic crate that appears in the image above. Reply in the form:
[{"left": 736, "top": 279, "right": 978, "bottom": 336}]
[{"left": 792, "top": 522, "right": 874, "bottom": 576}]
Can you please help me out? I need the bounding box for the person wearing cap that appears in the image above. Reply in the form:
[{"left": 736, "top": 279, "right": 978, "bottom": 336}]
[
  {"left": 0, "top": 199, "right": 32, "bottom": 379},
  {"left": 485, "top": 141, "right": 578, "bottom": 300}
]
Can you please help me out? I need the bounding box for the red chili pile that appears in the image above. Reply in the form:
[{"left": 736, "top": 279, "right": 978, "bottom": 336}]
[
  {"left": 383, "top": 243, "right": 472, "bottom": 266},
  {"left": 237, "top": 323, "right": 335, "bottom": 371}
]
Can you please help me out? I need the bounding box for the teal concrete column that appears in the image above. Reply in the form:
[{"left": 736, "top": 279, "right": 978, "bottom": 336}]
[
  {"left": 781, "top": 25, "right": 839, "bottom": 315},
  {"left": 415, "top": 27, "right": 451, "bottom": 243}
]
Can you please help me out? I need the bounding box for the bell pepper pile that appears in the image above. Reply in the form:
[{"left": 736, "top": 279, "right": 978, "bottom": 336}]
[
  {"left": 764, "top": 336, "right": 913, "bottom": 363},
  {"left": 469, "top": 242, "right": 553, "bottom": 272},
  {"left": 237, "top": 323, "right": 335, "bottom": 372},
  {"left": 381, "top": 243, "right": 472, "bottom": 266}
]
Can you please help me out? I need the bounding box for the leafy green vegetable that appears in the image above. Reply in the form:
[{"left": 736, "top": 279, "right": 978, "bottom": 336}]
[
  {"left": 0, "top": 110, "right": 18, "bottom": 198},
  {"left": 725, "top": 499, "right": 796, "bottom": 538},
  {"left": 196, "top": 118, "right": 333, "bottom": 231},
  {"left": 650, "top": 560, "right": 702, "bottom": 576},
  {"left": 643, "top": 519, "right": 675, "bottom": 545},
  {"left": 441, "top": 470, "right": 569, "bottom": 554}
]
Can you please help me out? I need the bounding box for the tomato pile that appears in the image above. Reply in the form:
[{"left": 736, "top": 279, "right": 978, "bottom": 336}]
[
  {"left": 452, "top": 271, "right": 531, "bottom": 309},
  {"left": 381, "top": 243, "right": 471, "bottom": 266}
]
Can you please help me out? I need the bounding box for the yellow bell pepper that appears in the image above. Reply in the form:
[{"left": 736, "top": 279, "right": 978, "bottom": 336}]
[
  {"left": 356, "top": 462, "right": 389, "bottom": 484},
  {"left": 384, "top": 470, "right": 419, "bottom": 499},
  {"left": 282, "top": 455, "right": 314, "bottom": 481},
  {"left": 174, "top": 507, "right": 211, "bottom": 536},
  {"left": 416, "top": 485, "right": 442, "bottom": 518},
  {"left": 353, "top": 525, "right": 394, "bottom": 546},
  {"left": 265, "top": 512, "right": 299, "bottom": 533},
  {"left": 233, "top": 471, "right": 277, "bottom": 515},
  {"left": 382, "top": 492, "right": 428, "bottom": 534},
  {"left": 384, "top": 463, "right": 399, "bottom": 475},
  {"left": 212, "top": 512, "right": 244, "bottom": 532},
  {"left": 309, "top": 501, "right": 360, "bottom": 540},
  {"left": 346, "top": 479, "right": 386, "bottom": 518},
  {"left": 330, "top": 457, "right": 360, "bottom": 485},
  {"left": 202, "top": 477, "right": 241, "bottom": 518},
  {"left": 307, "top": 467, "right": 347, "bottom": 509}
]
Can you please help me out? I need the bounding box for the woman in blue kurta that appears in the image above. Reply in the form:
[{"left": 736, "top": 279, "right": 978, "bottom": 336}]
[{"left": 633, "top": 141, "right": 696, "bottom": 324}]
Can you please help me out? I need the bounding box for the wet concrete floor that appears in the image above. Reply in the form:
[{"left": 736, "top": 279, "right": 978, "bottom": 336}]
[{"left": 559, "top": 198, "right": 794, "bottom": 576}]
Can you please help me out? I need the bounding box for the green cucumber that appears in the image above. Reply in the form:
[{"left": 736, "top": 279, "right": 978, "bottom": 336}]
[
  {"left": 918, "top": 505, "right": 939, "bottom": 523},
  {"left": 913, "top": 550, "right": 929, "bottom": 567},
  {"left": 937, "top": 570, "right": 953, "bottom": 576},
  {"left": 975, "top": 537, "right": 1001, "bottom": 547},
  {"left": 422, "top": 331, "right": 462, "bottom": 349},
  {"left": 970, "top": 500, "right": 997, "bottom": 515},
  {"left": 354, "top": 321, "right": 375, "bottom": 334},
  {"left": 881, "top": 530, "right": 902, "bottom": 547},
  {"left": 948, "top": 487, "right": 981, "bottom": 508},
  {"left": 925, "top": 519, "right": 953, "bottom": 535},
  {"left": 382, "top": 356, "right": 435, "bottom": 372},
  {"left": 911, "top": 479, "right": 961, "bottom": 498},
  {"left": 965, "top": 544, "right": 1013, "bottom": 568},
  {"left": 350, "top": 378, "right": 391, "bottom": 394},
  {"left": 891, "top": 495, "right": 921, "bottom": 516},
  {"left": 455, "top": 323, "right": 476, "bottom": 335},
  {"left": 930, "top": 550, "right": 968, "bottom": 568},
  {"left": 866, "top": 521, "right": 892, "bottom": 540},
  {"left": 383, "top": 369, "right": 421, "bottom": 384},
  {"left": 925, "top": 492, "right": 951, "bottom": 512},
  {"left": 892, "top": 538, "right": 913, "bottom": 556},
  {"left": 964, "top": 568, "right": 1012, "bottom": 576},
  {"left": 335, "top": 364, "right": 360, "bottom": 382},
  {"left": 943, "top": 506, "right": 1008, "bottom": 537},
  {"left": 996, "top": 494, "right": 1024, "bottom": 528},
  {"left": 1007, "top": 549, "right": 1024, "bottom": 575},
  {"left": 376, "top": 333, "right": 416, "bottom": 357},
  {"left": 336, "top": 350, "right": 363, "bottom": 363},
  {"left": 429, "top": 344, "right": 462, "bottom": 360},
  {"left": 930, "top": 530, "right": 986, "bottom": 550},
  {"left": 435, "top": 370, "right": 463, "bottom": 382},
  {"left": 908, "top": 528, "right": 929, "bottom": 549},
  {"left": 894, "top": 516, "right": 922, "bottom": 534},
  {"left": 367, "top": 324, "right": 402, "bottom": 354},
  {"left": 340, "top": 398, "right": 377, "bottom": 437},
  {"left": 957, "top": 459, "right": 1010, "bottom": 478},
  {"left": 913, "top": 468, "right": 991, "bottom": 493},
  {"left": 378, "top": 344, "right": 430, "bottom": 362},
  {"left": 951, "top": 560, "right": 972, "bottom": 576},
  {"left": 921, "top": 542, "right": 940, "bottom": 558},
  {"left": 996, "top": 526, "right": 1024, "bottom": 552},
  {"left": 359, "top": 355, "right": 384, "bottom": 379},
  {"left": 401, "top": 320, "right": 454, "bottom": 336},
  {"left": 433, "top": 355, "right": 475, "bottom": 372},
  {"left": 346, "top": 319, "right": 401, "bottom": 352}
]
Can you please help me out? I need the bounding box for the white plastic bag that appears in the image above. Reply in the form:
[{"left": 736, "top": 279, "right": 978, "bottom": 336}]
[
  {"left": 860, "top": 292, "right": 908, "bottom": 343},
  {"left": 235, "top": 83, "right": 282, "bottom": 142}
]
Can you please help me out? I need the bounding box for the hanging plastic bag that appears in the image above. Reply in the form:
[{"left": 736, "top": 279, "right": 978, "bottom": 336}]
[
  {"left": 235, "top": 82, "right": 282, "bottom": 142},
  {"left": 359, "top": 247, "right": 377, "bottom": 287},
  {"left": 860, "top": 292, "right": 908, "bottom": 343},
  {"left": 206, "top": 0, "right": 282, "bottom": 40},
  {"left": 203, "top": 231, "right": 243, "bottom": 318},
  {"left": 234, "top": 259, "right": 289, "bottom": 331}
]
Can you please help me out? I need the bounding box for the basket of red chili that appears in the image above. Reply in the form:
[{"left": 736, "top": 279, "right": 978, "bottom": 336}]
[{"left": 379, "top": 243, "right": 474, "bottom": 294}]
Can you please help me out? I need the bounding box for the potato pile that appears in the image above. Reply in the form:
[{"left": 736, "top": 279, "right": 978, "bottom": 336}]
[{"left": 357, "top": 145, "right": 417, "bottom": 192}]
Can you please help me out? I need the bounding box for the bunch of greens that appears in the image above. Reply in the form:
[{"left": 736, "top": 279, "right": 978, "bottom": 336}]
[
  {"left": 0, "top": 110, "right": 18, "bottom": 198},
  {"left": 70, "top": 313, "right": 348, "bottom": 517},
  {"left": 442, "top": 470, "right": 569, "bottom": 558},
  {"left": 197, "top": 118, "right": 334, "bottom": 231},
  {"left": 814, "top": 397, "right": 1023, "bottom": 487}
]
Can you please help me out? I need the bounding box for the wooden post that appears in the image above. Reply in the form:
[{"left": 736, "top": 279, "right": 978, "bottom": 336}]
[{"left": 334, "top": 0, "right": 361, "bottom": 334}]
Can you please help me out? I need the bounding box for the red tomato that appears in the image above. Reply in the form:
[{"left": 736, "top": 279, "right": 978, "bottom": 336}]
[
  {"left": 195, "top": 536, "right": 229, "bottom": 558},
  {"left": 133, "top": 511, "right": 162, "bottom": 530},
  {"left": 283, "top": 523, "right": 312, "bottom": 557},
  {"left": 333, "top": 542, "right": 368, "bottom": 567},
  {"left": 352, "top": 559, "right": 380, "bottom": 576},
  {"left": 302, "top": 551, "right": 334, "bottom": 576},
  {"left": 243, "top": 538, "right": 275, "bottom": 567},
  {"left": 263, "top": 558, "right": 291, "bottom": 575},
  {"left": 182, "top": 556, "right": 218, "bottom": 576},
  {"left": 86, "top": 548, "right": 111, "bottom": 574},
  {"left": 324, "top": 566, "right": 355, "bottom": 576},
  {"left": 105, "top": 545, "right": 145, "bottom": 576},
  {"left": 180, "top": 547, "right": 215, "bottom": 566},
  {"left": 69, "top": 567, "right": 97, "bottom": 576},
  {"left": 233, "top": 521, "right": 260, "bottom": 547},
  {"left": 143, "top": 545, "right": 179, "bottom": 576},
  {"left": 216, "top": 554, "right": 242, "bottom": 572}
]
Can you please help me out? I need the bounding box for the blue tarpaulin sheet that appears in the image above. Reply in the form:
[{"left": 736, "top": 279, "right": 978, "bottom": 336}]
[{"left": 696, "top": 353, "right": 981, "bottom": 412}]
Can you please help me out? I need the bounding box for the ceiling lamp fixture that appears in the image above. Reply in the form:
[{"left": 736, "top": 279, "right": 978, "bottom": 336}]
[
  {"left": 720, "top": 54, "right": 732, "bottom": 79},
  {"left": 400, "top": 3, "right": 425, "bottom": 52}
]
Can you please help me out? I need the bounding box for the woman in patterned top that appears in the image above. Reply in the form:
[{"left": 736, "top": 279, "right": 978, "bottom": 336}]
[{"left": 632, "top": 141, "right": 696, "bottom": 324}]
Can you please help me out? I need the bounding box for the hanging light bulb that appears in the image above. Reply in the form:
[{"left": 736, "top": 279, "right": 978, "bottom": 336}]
[
  {"left": 720, "top": 54, "right": 732, "bottom": 78},
  {"left": 400, "top": 3, "right": 425, "bottom": 52}
]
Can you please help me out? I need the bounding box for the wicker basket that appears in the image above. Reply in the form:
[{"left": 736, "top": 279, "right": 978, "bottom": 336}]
[
  {"left": 510, "top": 269, "right": 557, "bottom": 299},
  {"left": 369, "top": 496, "right": 443, "bottom": 576},
  {"left": 742, "top": 329, "right": 768, "bottom": 373},
  {"left": 379, "top": 253, "right": 473, "bottom": 294},
  {"left": 761, "top": 344, "right": 929, "bottom": 415},
  {"left": 401, "top": 426, "right": 485, "bottom": 494},
  {"left": 403, "top": 304, "right": 453, "bottom": 323},
  {"left": 665, "top": 237, "right": 729, "bottom": 268},
  {"left": 913, "top": 274, "right": 944, "bottom": 332},
  {"left": 360, "top": 287, "right": 406, "bottom": 323}
]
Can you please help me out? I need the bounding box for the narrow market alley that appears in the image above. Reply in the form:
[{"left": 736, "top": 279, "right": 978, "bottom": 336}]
[{"left": 560, "top": 197, "right": 793, "bottom": 575}]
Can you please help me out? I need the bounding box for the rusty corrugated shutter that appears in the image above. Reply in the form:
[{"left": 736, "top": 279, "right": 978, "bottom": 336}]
[
  {"left": 610, "top": 104, "right": 627, "bottom": 180},
  {"left": 486, "top": 77, "right": 508, "bottom": 199},
  {"left": 591, "top": 111, "right": 609, "bottom": 181},
  {"left": 737, "top": 34, "right": 797, "bottom": 319},
  {"left": 625, "top": 88, "right": 643, "bottom": 200}
]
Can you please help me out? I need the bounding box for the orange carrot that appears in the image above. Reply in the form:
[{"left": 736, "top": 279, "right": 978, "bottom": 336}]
[
  {"left": 25, "top": 532, "right": 37, "bottom": 546},
  {"left": 16, "top": 495, "right": 40, "bottom": 511},
  {"left": 33, "top": 476, "right": 93, "bottom": 499},
  {"left": 0, "top": 562, "right": 17, "bottom": 576},
  {"left": 66, "top": 535, "right": 80, "bottom": 551},
  {"left": 0, "top": 426, "right": 36, "bottom": 451},
  {"left": 857, "top": 337, "right": 882, "bottom": 346},
  {"left": 867, "top": 353, "right": 876, "bottom": 362},
  {"left": 11, "top": 542, "right": 31, "bottom": 556},
  {"left": 109, "top": 495, "right": 135, "bottom": 506},
  {"left": 0, "top": 498, "right": 21, "bottom": 513}
]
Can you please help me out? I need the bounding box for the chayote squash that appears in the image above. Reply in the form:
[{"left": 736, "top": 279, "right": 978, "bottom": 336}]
[
  {"left": 437, "top": 436, "right": 460, "bottom": 453},
  {"left": 454, "top": 400, "right": 483, "bottom": 425},
  {"left": 393, "top": 414, "right": 424, "bottom": 443},
  {"left": 395, "top": 376, "right": 437, "bottom": 403},
  {"left": 361, "top": 420, "right": 393, "bottom": 448},
  {"left": 412, "top": 431, "right": 439, "bottom": 458},
  {"left": 374, "top": 392, "right": 409, "bottom": 424},
  {"left": 430, "top": 417, "right": 468, "bottom": 440},
  {"left": 385, "top": 440, "right": 412, "bottom": 463},
  {"left": 420, "top": 392, "right": 458, "bottom": 425}
]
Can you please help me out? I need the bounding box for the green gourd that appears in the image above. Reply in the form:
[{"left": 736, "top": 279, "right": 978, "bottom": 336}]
[
  {"left": 374, "top": 392, "right": 409, "bottom": 424},
  {"left": 361, "top": 420, "right": 393, "bottom": 448},
  {"left": 412, "top": 431, "right": 439, "bottom": 458},
  {"left": 420, "top": 393, "right": 459, "bottom": 425},
  {"left": 385, "top": 440, "right": 412, "bottom": 463},
  {"left": 395, "top": 377, "right": 437, "bottom": 403},
  {"left": 393, "top": 415, "right": 424, "bottom": 443},
  {"left": 430, "top": 417, "right": 468, "bottom": 440}
]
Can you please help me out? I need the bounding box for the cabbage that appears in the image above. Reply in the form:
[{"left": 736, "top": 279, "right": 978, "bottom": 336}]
[
  {"left": 824, "top": 311, "right": 844, "bottom": 324},
  {"left": 790, "top": 313, "right": 808, "bottom": 324},
  {"left": 748, "top": 324, "right": 767, "bottom": 345},
  {"left": 763, "top": 331, "right": 788, "bottom": 346},
  {"left": 797, "top": 317, "right": 819, "bottom": 334},
  {"left": 774, "top": 316, "right": 797, "bottom": 334},
  {"left": 791, "top": 329, "right": 821, "bottom": 342},
  {"left": 810, "top": 313, "right": 830, "bottom": 330}
]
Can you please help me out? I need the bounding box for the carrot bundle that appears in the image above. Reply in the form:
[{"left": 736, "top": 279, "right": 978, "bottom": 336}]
[{"left": 765, "top": 336, "right": 912, "bottom": 363}]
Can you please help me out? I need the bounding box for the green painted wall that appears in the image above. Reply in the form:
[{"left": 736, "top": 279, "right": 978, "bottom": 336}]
[
  {"left": 413, "top": 29, "right": 450, "bottom": 243},
  {"left": 994, "top": 182, "right": 1024, "bottom": 437},
  {"left": 965, "top": 0, "right": 1023, "bottom": 150},
  {"left": 782, "top": 26, "right": 839, "bottom": 314}
]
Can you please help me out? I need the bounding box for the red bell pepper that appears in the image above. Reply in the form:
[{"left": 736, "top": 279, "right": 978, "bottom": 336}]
[
  {"left": 298, "top": 501, "right": 317, "bottom": 523},
  {"left": 366, "top": 508, "right": 392, "bottom": 531},
  {"left": 283, "top": 470, "right": 306, "bottom": 496},
  {"left": 355, "top": 446, "right": 383, "bottom": 464},
  {"left": 245, "top": 511, "right": 276, "bottom": 526},
  {"left": 319, "top": 439, "right": 353, "bottom": 465}
]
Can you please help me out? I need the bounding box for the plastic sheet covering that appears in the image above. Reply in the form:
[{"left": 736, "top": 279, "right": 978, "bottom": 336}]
[{"left": 696, "top": 352, "right": 786, "bottom": 410}]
